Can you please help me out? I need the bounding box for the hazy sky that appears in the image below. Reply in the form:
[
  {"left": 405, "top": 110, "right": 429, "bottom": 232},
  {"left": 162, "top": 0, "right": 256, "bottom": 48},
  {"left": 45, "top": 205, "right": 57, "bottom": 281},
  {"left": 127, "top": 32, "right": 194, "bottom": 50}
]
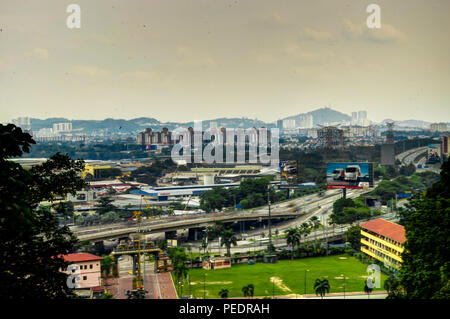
[{"left": 1, "top": 0, "right": 449, "bottom": 124}]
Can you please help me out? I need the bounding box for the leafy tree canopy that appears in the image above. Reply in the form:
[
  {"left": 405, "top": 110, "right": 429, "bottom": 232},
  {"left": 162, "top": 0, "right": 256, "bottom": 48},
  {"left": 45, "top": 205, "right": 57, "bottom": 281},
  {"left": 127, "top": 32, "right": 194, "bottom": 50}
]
[
  {"left": 397, "top": 161, "right": 450, "bottom": 299},
  {"left": 0, "top": 124, "right": 87, "bottom": 299}
]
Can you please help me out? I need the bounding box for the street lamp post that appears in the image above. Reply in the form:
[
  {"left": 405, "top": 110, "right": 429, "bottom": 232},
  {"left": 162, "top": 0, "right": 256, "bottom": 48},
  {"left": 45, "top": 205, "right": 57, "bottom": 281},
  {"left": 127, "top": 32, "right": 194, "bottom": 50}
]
[
  {"left": 203, "top": 273, "right": 207, "bottom": 299},
  {"left": 341, "top": 274, "right": 346, "bottom": 299},
  {"left": 188, "top": 274, "right": 191, "bottom": 297},
  {"left": 272, "top": 278, "right": 275, "bottom": 298},
  {"left": 267, "top": 185, "right": 273, "bottom": 254},
  {"left": 304, "top": 269, "right": 309, "bottom": 296}
]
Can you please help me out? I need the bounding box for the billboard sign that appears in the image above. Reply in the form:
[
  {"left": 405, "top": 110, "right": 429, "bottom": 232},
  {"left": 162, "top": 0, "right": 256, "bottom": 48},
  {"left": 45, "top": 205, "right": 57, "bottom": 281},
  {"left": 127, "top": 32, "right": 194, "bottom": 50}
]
[
  {"left": 167, "top": 239, "right": 177, "bottom": 247},
  {"left": 326, "top": 162, "right": 374, "bottom": 189},
  {"left": 280, "top": 160, "right": 298, "bottom": 187}
]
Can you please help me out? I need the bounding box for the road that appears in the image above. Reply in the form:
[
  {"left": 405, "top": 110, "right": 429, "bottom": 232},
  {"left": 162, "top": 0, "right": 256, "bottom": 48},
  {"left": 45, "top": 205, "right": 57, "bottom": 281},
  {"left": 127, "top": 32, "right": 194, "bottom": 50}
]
[
  {"left": 110, "top": 255, "right": 177, "bottom": 299},
  {"left": 72, "top": 189, "right": 350, "bottom": 241},
  {"left": 303, "top": 292, "right": 388, "bottom": 299},
  {"left": 187, "top": 188, "right": 397, "bottom": 255},
  {"left": 396, "top": 147, "right": 427, "bottom": 166}
]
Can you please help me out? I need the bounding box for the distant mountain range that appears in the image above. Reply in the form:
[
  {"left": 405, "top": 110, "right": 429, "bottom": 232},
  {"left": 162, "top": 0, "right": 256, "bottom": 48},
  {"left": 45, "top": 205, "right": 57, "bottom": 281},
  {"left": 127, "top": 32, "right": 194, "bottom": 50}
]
[
  {"left": 380, "top": 119, "right": 434, "bottom": 128},
  {"left": 29, "top": 117, "right": 272, "bottom": 133},
  {"left": 283, "top": 107, "right": 351, "bottom": 126},
  {"left": 26, "top": 107, "right": 444, "bottom": 133}
]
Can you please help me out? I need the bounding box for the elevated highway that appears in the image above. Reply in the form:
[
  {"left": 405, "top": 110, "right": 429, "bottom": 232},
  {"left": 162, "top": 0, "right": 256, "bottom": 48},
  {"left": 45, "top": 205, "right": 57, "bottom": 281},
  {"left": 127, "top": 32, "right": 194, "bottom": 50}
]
[
  {"left": 73, "top": 188, "right": 371, "bottom": 242},
  {"left": 396, "top": 147, "right": 427, "bottom": 166}
]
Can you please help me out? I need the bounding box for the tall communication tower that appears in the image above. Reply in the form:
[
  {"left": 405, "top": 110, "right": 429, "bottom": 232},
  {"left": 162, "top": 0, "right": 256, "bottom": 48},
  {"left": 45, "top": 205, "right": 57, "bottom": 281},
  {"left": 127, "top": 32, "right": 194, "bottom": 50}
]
[{"left": 386, "top": 122, "right": 395, "bottom": 144}]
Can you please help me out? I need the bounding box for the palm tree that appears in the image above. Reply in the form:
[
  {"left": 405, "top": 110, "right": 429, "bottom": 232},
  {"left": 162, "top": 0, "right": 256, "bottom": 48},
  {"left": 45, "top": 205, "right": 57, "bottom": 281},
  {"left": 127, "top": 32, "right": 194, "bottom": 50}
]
[
  {"left": 364, "top": 280, "right": 373, "bottom": 299},
  {"left": 201, "top": 237, "right": 208, "bottom": 257},
  {"left": 285, "top": 227, "right": 301, "bottom": 260},
  {"left": 219, "top": 288, "right": 229, "bottom": 299},
  {"left": 220, "top": 228, "right": 238, "bottom": 257},
  {"left": 173, "top": 262, "right": 189, "bottom": 297},
  {"left": 309, "top": 216, "right": 321, "bottom": 240},
  {"left": 314, "top": 278, "right": 330, "bottom": 299},
  {"left": 100, "top": 255, "right": 114, "bottom": 279},
  {"left": 242, "top": 285, "right": 250, "bottom": 298},
  {"left": 187, "top": 244, "right": 193, "bottom": 268},
  {"left": 248, "top": 284, "right": 254, "bottom": 298},
  {"left": 242, "top": 284, "right": 255, "bottom": 298},
  {"left": 300, "top": 222, "right": 311, "bottom": 248}
]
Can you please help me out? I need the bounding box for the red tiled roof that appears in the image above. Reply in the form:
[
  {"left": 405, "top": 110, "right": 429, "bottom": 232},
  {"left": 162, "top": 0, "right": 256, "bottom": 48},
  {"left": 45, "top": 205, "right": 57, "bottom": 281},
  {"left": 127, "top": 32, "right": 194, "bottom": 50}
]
[
  {"left": 360, "top": 218, "right": 406, "bottom": 243},
  {"left": 61, "top": 253, "right": 103, "bottom": 263}
]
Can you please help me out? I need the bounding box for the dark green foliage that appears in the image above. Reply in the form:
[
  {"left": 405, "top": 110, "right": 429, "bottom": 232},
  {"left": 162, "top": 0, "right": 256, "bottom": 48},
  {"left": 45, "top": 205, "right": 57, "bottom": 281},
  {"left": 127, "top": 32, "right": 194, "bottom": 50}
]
[
  {"left": 200, "top": 177, "right": 287, "bottom": 212},
  {"left": 220, "top": 228, "right": 238, "bottom": 257},
  {"left": 0, "top": 124, "right": 87, "bottom": 299},
  {"left": 368, "top": 172, "right": 439, "bottom": 204},
  {"left": 95, "top": 196, "right": 117, "bottom": 215},
  {"left": 53, "top": 201, "right": 75, "bottom": 220},
  {"left": 242, "top": 284, "right": 254, "bottom": 298},
  {"left": 284, "top": 227, "right": 302, "bottom": 260},
  {"left": 100, "top": 255, "right": 115, "bottom": 278},
  {"left": 399, "top": 163, "right": 416, "bottom": 176},
  {"left": 219, "top": 288, "right": 229, "bottom": 298},
  {"left": 333, "top": 198, "right": 358, "bottom": 215},
  {"left": 158, "top": 239, "right": 168, "bottom": 251},
  {"left": 330, "top": 198, "right": 379, "bottom": 225},
  {"left": 397, "top": 160, "right": 450, "bottom": 299},
  {"left": 384, "top": 275, "right": 403, "bottom": 299},
  {"left": 314, "top": 278, "right": 330, "bottom": 298},
  {"left": 345, "top": 225, "right": 362, "bottom": 251},
  {"left": 167, "top": 246, "right": 189, "bottom": 295},
  {"left": 129, "top": 160, "right": 176, "bottom": 186}
]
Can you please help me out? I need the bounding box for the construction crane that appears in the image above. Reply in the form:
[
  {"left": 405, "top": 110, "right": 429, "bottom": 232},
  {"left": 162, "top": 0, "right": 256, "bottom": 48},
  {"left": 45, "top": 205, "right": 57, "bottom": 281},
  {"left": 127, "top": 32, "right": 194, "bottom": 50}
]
[
  {"left": 133, "top": 209, "right": 144, "bottom": 292},
  {"left": 131, "top": 195, "right": 148, "bottom": 297},
  {"left": 184, "top": 195, "right": 192, "bottom": 211},
  {"left": 141, "top": 195, "right": 153, "bottom": 219}
]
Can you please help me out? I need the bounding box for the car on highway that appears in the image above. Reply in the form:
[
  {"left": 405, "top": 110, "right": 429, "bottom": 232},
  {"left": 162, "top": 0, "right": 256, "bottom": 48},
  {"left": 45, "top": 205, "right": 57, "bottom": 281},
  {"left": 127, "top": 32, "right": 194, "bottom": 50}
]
[
  {"left": 344, "top": 165, "right": 361, "bottom": 181},
  {"left": 332, "top": 168, "right": 345, "bottom": 180}
]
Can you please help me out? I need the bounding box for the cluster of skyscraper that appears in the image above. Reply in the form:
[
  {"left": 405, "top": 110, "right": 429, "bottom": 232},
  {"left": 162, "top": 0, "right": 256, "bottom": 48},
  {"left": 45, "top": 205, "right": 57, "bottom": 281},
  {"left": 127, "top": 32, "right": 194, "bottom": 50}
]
[
  {"left": 136, "top": 128, "right": 173, "bottom": 146},
  {"left": 430, "top": 123, "right": 448, "bottom": 132},
  {"left": 351, "top": 111, "right": 370, "bottom": 126},
  {"left": 280, "top": 114, "right": 314, "bottom": 130}
]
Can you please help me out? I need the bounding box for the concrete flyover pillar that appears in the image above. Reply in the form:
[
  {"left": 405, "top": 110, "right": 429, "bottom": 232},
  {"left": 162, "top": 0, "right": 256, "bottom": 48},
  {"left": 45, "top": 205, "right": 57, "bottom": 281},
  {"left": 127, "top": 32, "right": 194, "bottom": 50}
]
[
  {"left": 165, "top": 230, "right": 177, "bottom": 240},
  {"left": 93, "top": 240, "right": 105, "bottom": 254},
  {"left": 188, "top": 227, "right": 202, "bottom": 241}
]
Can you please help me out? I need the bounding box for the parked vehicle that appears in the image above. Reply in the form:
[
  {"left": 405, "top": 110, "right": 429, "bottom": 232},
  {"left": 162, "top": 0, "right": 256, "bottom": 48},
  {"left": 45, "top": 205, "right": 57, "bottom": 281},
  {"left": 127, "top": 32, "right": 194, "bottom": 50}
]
[
  {"left": 332, "top": 168, "right": 345, "bottom": 180},
  {"left": 344, "top": 165, "right": 361, "bottom": 181}
]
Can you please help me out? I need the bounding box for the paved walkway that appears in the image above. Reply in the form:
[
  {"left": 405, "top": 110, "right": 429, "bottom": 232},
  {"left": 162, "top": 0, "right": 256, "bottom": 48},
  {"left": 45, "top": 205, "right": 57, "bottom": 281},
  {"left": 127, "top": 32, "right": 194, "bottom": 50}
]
[
  {"left": 107, "top": 256, "right": 178, "bottom": 299},
  {"left": 157, "top": 272, "right": 178, "bottom": 299}
]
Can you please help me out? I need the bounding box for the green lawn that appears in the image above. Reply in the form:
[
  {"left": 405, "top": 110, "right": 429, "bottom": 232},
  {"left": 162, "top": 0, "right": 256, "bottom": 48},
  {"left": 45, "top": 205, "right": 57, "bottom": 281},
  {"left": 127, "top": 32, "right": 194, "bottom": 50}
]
[{"left": 173, "top": 254, "right": 387, "bottom": 298}]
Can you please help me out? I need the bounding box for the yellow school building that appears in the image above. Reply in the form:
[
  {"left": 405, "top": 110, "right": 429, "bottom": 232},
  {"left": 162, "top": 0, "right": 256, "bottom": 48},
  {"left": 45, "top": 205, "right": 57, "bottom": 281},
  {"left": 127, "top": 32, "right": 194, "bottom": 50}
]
[{"left": 360, "top": 218, "right": 406, "bottom": 270}]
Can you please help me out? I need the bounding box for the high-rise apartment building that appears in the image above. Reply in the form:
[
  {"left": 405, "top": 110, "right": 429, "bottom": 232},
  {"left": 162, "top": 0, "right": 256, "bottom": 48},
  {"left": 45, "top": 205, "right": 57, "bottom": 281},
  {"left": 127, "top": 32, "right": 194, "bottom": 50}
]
[
  {"left": 430, "top": 123, "right": 448, "bottom": 132},
  {"left": 53, "top": 122, "right": 72, "bottom": 133},
  {"left": 11, "top": 117, "right": 31, "bottom": 131},
  {"left": 442, "top": 134, "right": 450, "bottom": 159}
]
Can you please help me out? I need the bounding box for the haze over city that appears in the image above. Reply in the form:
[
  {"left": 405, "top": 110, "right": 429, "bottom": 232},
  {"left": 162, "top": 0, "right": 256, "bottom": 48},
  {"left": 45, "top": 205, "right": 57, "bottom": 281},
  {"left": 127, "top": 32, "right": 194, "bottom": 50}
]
[{"left": 1, "top": 0, "right": 449, "bottom": 124}]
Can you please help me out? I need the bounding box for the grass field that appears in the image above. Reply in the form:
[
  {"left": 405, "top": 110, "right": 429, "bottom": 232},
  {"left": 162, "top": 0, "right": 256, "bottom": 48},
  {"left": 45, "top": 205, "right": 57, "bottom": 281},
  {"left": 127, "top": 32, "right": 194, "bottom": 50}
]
[{"left": 173, "top": 254, "right": 387, "bottom": 298}]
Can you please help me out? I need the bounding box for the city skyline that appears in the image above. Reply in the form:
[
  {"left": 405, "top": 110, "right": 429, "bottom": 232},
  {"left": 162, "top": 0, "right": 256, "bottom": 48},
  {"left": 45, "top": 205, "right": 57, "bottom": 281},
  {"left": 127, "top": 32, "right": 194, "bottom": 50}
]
[{"left": 1, "top": 0, "right": 449, "bottom": 124}]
